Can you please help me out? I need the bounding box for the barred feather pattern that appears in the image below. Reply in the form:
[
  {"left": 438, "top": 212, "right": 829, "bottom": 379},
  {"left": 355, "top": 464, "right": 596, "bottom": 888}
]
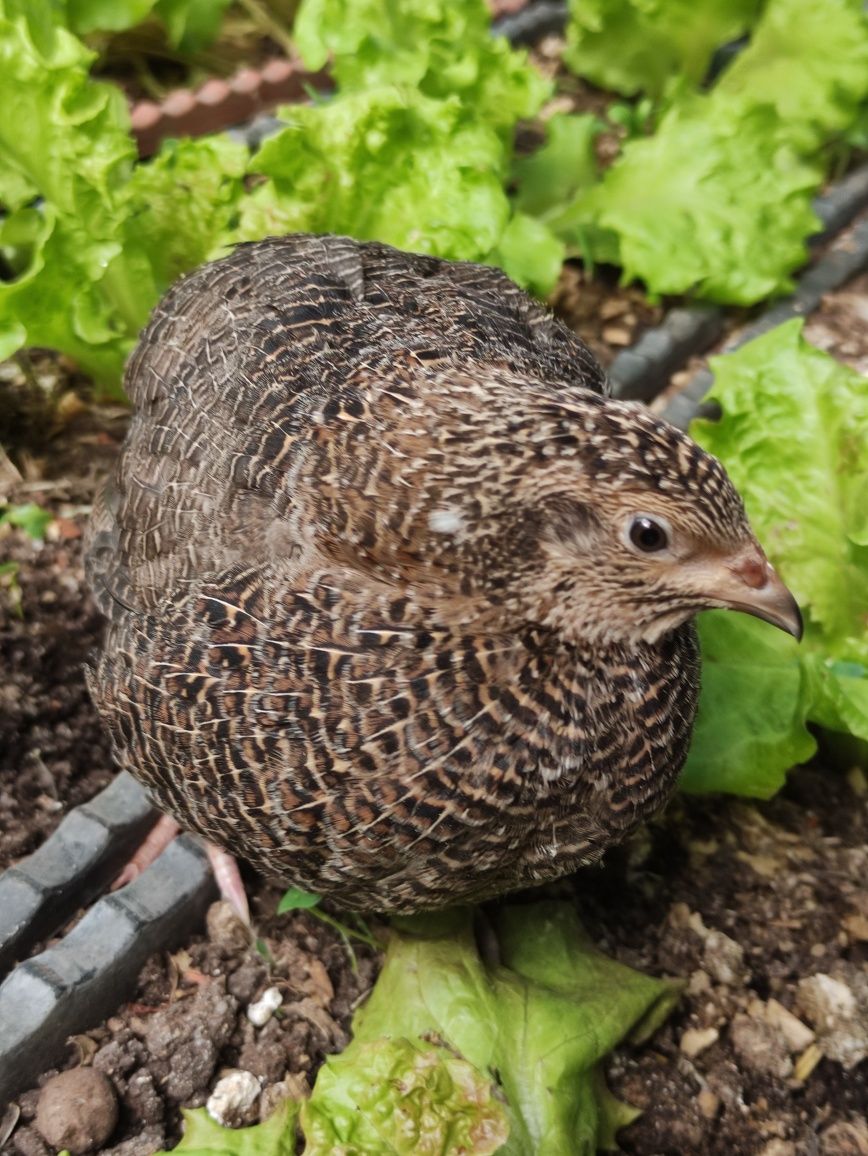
[{"left": 88, "top": 234, "right": 704, "bottom": 912}]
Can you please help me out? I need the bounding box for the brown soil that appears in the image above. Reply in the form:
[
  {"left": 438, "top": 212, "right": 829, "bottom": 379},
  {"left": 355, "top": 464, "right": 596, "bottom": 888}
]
[{"left": 2, "top": 270, "right": 867, "bottom": 1153}]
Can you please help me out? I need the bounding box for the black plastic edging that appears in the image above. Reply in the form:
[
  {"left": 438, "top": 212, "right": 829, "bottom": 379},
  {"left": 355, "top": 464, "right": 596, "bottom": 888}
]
[
  {"left": 0, "top": 835, "right": 215, "bottom": 1108},
  {"left": 0, "top": 774, "right": 156, "bottom": 980}
]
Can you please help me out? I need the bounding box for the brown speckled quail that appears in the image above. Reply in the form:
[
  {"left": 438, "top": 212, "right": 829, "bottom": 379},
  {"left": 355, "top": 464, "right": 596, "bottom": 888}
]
[{"left": 86, "top": 234, "right": 801, "bottom": 913}]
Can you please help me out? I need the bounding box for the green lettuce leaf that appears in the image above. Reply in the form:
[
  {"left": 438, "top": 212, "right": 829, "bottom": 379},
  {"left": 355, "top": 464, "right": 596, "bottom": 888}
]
[
  {"left": 716, "top": 0, "right": 868, "bottom": 151},
  {"left": 355, "top": 904, "right": 680, "bottom": 1155},
  {"left": 62, "top": 0, "right": 232, "bottom": 49},
  {"left": 156, "top": 905, "right": 678, "bottom": 1155},
  {"left": 0, "top": 502, "right": 53, "bottom": 540},
  {"left": 240, "top": 90, "right": 509, "bottom": 260},
  {"left": 563, "top": 95, "right": 821, "bottom": 303},
  {"left": 301, "top": 1037, "right": 509, "bottom": 1154},
  {"left": 293, "top": 0, "right": 550, "bottom": 138},
  {"left": 562, "top": 0, "right": 761, "bottom": 96},
  {"left": 485, "top": 212, "right": 565, "bottom": 299},
  {"left": 512, "top": 113, "right": 602, "bottom": 222},
  {"left": 155, "top": 1100, "right": 299, "bottom": 1156},
  {"left": 238, "top": 88, "right": 560, "bottom": 294},
  {"left": 0, "top": 1, "right": 142, "bottom": 386},
  {"left": 122, "top": 134, "right": 248, "bottom": 300},
  {"left": 153, "top": 0, "right": 233, "bottom": 52},
  {"left": 0, "top": 2, "right": 251, "bottom": 390},
  {"left": 682, "top": 320, "right": 868, "bottom": 794}
]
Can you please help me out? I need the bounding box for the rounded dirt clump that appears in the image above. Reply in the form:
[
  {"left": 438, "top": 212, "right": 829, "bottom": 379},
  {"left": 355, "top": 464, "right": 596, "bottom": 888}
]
[{"left": 35, "top": 1066, "right": 119, "bottom": 1153}]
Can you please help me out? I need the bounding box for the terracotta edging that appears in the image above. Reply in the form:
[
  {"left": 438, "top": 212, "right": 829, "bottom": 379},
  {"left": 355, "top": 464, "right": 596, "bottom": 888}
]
[
  {"left": 130, "top": 57, "right": 327, "bottom": 157},
  {"left": 130, "top": 0, "right": 544, "bottom": 156}
]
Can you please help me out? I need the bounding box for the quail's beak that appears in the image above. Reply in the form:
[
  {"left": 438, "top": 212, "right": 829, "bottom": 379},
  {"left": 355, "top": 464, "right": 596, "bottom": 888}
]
[{"left": 715, "top": 550, "right": 803, "bottom": 640}]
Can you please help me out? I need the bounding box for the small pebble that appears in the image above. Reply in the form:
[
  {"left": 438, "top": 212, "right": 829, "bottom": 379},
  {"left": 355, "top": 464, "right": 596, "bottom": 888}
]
[
  {"left": 820, "top": 1120, "right": 868, "bottom": 1156},
  {"left": 206, "top": 901, "right": 251, "bottom": 953},
  {"left": 696, "top": 1088, "right": 720, "bottom": 1120},
  {"left": 680, "top": 1026, "right": 719, "bottom": 1059},
  {"left": 762, "top": 998, "right": 815, "bottom": 1053},
  {"left": 206, "top": 1070, "right": 261, "bottom": 1128},
  {"left": 247, "top": 985, "right": 283, "bottom": 1027},
  {"left": 796, "top": 970, "right": 868, "bottom": 1068},
  {"left": 35, "top": 1068, "right": 118, "bottom": 1154},
  {"left": 759, "top": 1142, "right": 797, "bottom": 1156},
  {"left": 601, "top": 325, "right": 632, "bottom": 346}
]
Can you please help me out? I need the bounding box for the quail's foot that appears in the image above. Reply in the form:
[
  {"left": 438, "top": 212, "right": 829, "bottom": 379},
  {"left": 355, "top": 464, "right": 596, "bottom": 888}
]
[
  {"left": 112, "top": 813, "right": 180, "bottom": 889},
  {"left": 113, "top": 813, "right": 250, "bottom": 925}
]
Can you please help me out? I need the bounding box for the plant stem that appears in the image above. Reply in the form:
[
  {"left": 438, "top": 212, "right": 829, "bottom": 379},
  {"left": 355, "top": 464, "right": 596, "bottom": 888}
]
[{"left": 234, "top": 0, "right": 295, "bottom": 57}]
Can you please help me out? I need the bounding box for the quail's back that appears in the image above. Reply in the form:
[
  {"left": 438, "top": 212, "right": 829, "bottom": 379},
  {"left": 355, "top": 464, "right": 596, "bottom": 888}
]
[{"left": 88, "top": 234, "right": 715, "bottom": 912}]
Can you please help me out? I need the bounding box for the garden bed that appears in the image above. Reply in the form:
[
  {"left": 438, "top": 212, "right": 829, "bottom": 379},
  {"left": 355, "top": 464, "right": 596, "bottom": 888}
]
[
  {"left": 2, "top": 264, "right": 868, "bottom": 1154},
  {"left": 3, "top": 0, "right": 868, "bottom": 1151}
]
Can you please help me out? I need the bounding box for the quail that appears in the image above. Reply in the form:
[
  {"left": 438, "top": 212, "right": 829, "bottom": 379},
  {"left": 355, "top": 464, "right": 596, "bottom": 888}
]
[{"left": 86, "top": 234, "right": 802, "bottom": 914}]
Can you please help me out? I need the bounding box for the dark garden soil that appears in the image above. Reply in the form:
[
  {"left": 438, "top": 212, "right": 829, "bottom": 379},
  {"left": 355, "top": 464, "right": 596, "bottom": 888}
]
[{"left": 1, "top": 272, "right": 867, "bottom": 1154}]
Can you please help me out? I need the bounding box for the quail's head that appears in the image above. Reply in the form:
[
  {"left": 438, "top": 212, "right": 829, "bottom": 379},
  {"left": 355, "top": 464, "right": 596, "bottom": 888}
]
[{"left": 356, "top": 375, "right": 803, "bottom": 650}]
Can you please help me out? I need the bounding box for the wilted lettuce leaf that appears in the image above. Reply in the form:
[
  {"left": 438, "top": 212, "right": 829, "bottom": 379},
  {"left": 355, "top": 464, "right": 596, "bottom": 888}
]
[
  {"left": 355, "top": 904, "right": 680, "bottom": 1155},
  {"left": 238, "top": 88, "right": 560, "bottom": 294},
  {"left": 716, "top": 0, "right": 868, "bottom": 151},
  {"left": 301, "top": 1037, "right": 509, "bottom": 1154},
  {"left": 564, "top": 96, "right": 821, "bottom": 304},
  {"left": 562, "top": 0, "right": 761, "bottom": 96},
  {"left": 293, "top": 0, "right": 550, "bottom": 138},
  {"left": 155, "top": 1100, "right": 299, "bottom": 1156},
  {"left": 155, "top": 905, "right": 678, "bottom": 1155},
  {"left": 683, "top": 320, "right": 868, "bottom": 794}
]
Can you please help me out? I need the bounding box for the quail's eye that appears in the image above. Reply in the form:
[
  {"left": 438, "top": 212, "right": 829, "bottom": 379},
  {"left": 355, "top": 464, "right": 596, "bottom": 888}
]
[{"left": 628, "top": 516, "right": 669, "bottom": 553}]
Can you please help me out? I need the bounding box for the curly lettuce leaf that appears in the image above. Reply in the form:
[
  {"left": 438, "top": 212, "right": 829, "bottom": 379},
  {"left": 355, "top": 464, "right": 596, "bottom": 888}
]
[
  {"left": 123, "top": 134, "right": 248, "bottom": 299},
  {"left": 293, "top": 0, "right": 549, "bottom": 137},
  {"left": 355, "top": 904, "right": 680, "bottom": 1155},
  {"left": 563, "top": 0, "right": 761, "bottom": 96},
  {"left": 683, "top": 320, "right": 868, "bottom": 794},
  {"left": 240, "top": 90, "right": 508, "bottom": 260},
  {"left": 238, "top": 88, "right": 560, "bottom": 293},
  {"left": 0, "top": 2, "right": 252, "bottom": 390},
  {"left": 564, "top": 96, "right": 821, "bottom": 304},
  {"left": 156, "top": 905, "right": 677, "bottom": 1155},
  {"left": 716, "top": 0, "right": 868, "bottom": 151},
  {"left": 0, "top": 1, "right": 144, "bottom": 384},
  {"left": 301, "top": 1037, "right": 509, "bottom": 1154}
]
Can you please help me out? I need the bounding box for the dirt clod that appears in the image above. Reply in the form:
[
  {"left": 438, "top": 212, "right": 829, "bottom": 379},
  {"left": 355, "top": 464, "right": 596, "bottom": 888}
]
[
  {"left": 35, "top": 1067, "right": 118, "bottom": 1153},
  {"left": 796, "top": 967, "right": 868, "bottom": 1069},
  {"left": 142, "top": 980, "right": 239, "bottom": 1104},
  {"left": 730, "top": 1013, "right": 793, "bottom": 1080}
]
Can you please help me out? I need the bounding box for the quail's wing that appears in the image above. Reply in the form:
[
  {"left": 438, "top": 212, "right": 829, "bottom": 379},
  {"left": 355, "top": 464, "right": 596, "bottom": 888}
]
[{"left": 86, "top": 235, "right": 604, "bottom": 620}]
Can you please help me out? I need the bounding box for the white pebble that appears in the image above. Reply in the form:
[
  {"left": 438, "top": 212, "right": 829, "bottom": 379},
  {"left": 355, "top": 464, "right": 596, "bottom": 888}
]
[
  {"left": 246, "top": 985, "right": 283, "bottom": 1027},
  {"left": 206, "top": 1070, "right": 261, "bottom": 1128}
]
